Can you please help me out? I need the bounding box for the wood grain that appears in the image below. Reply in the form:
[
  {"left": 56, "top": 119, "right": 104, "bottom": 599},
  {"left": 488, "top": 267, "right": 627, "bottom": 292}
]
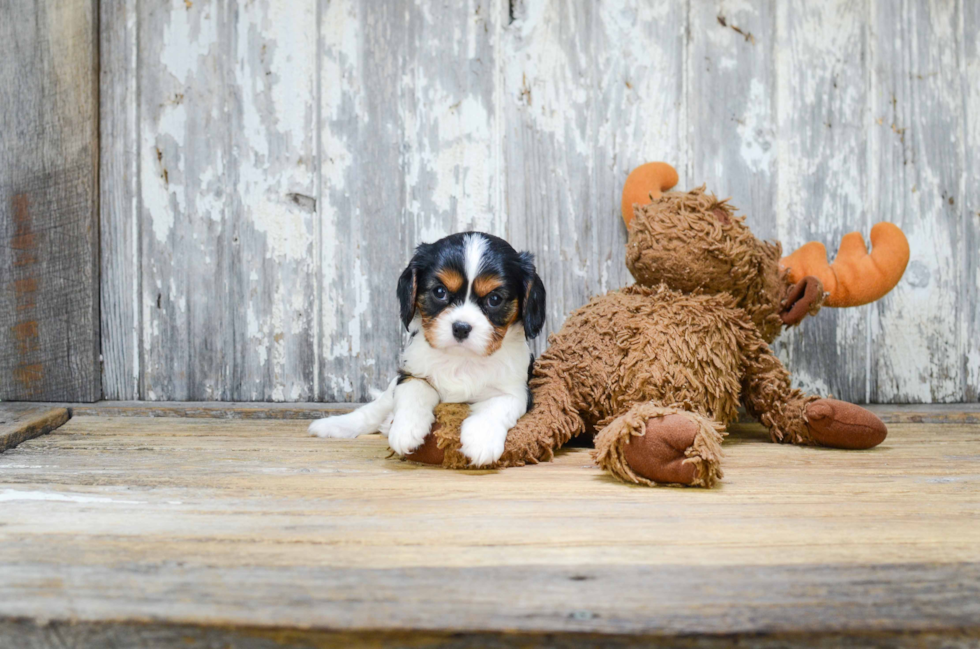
[
  {"left": 100, "top": 0, "right": 141, "bottom": 400},
  {"left": 772, "top": 0, "right": 871, "bottom": 402},
  {"left": 870, "top": 0, "right": 967, "bottom": 403},
  {"left": 961, "top": 0, "right": 980, "bottom": 402},
  {"left": 0, "top": 404, "right": 69, "bottom": 453},
  {"left": 94, "top": 0, "right": 979, "bottom": 403},
  {"left": 0, "top": 0, "right": 100, "bottom": 402},
  {"left": 136, "top": 0, "right": 318, "bottom": 401},
  {"left": 318, "top": 0, "right": 500, "bottom": 400},
  {"left": 1, "top": 414, "right": 979, "bottom": 643}
]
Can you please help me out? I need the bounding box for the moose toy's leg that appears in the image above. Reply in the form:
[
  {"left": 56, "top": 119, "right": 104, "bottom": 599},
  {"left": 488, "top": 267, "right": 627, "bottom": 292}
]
[
  {"left": 593, "top": 403, "right": 725, "bottom": 488},
  {"left": 740, "top": 336, "right": 887, "bottom": 449}
]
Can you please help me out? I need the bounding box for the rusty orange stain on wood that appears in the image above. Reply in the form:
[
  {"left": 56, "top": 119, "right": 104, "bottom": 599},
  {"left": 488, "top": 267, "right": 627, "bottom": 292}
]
[
  {"left": 12, "top": 321, "right": 39, "bottom": 354},
  {"left": 10, "top": 193, "right": 42, "bottom": 396},
  {"left": 13, "top": 364, "right": 43, "bottom": 396}
]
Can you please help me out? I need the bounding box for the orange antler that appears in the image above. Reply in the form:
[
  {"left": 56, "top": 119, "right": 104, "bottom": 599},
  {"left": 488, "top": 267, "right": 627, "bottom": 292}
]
[
  {"left": 621, "top": 162, "right": 679, "bottom": 227},
  {"left": 779, "top": 222, "right": 910, "bottom": 308}
]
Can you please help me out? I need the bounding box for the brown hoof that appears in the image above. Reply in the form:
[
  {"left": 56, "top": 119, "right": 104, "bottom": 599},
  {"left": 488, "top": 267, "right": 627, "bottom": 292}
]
[
  {"left": 622, "top": 414, "right": 698, "bottom": 485},
  {"left": 403, "top": 431, "right": 445, "bottom": 465},
  {"left": 806, "top": 399, "right": 887, "bottom": 450}
]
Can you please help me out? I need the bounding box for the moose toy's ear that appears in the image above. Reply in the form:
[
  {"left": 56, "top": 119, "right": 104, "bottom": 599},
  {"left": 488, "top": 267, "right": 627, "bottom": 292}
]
[
  {"left": 621, "top": 162, "right": 679, "bottom": 228},
  {"left": 518, "top": 251, "right": 546, "bottom": 339}
]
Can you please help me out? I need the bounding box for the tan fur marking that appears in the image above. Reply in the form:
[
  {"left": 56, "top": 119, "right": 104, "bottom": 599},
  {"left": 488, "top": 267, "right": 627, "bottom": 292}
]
[
  {"left": 484, "top": 299, "right": 518, "bottom": 355},
  {"left": 436, "top": 269, "right": 464, "bottom": 293},
  {"left": 473, "top": 275, "right": 503, "bottom": 298}
]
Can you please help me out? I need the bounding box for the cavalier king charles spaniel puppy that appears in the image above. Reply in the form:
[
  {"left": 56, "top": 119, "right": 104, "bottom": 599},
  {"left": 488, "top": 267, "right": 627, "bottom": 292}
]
[{"left": 309, "top": 232, "right": 545, "bottom": 466}]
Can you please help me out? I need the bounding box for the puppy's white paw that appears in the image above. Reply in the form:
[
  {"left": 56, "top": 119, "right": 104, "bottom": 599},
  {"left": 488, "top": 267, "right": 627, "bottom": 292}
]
[
  {"left": 386, "top": 410, "right": 434, "bottom": 456},
  {"left": 460, "top": 417, "right": 507, "bottom": 467},
  {"left": 308, "top": 414, "right": 363, "bottom": 439}
]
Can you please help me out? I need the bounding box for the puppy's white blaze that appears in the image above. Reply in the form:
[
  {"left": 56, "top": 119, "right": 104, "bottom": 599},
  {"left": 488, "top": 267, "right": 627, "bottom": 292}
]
[
  {"left": 462, "top": 233, "right": 487, "bottom": 297},
  {"left": 432, "top": 301, "right": 493, "bottom": 355}
]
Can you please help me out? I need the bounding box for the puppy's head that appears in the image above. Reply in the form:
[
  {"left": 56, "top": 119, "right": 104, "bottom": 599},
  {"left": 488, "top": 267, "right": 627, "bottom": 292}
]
[{"left": 397, "top": 232, "right": 545, "bottom": 356}]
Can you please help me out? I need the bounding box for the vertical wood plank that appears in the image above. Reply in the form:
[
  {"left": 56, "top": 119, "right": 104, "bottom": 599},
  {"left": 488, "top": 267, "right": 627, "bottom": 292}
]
[
  {"left": 139, "top": 0, "right": 317, "bottom": 401},
  {"left": 870, "top": 0, "right": 964, "bottom": 402},
  {"left": 593, "top": 0, "right": 689, "bottom": 297},
  {"left": 687, "top": 0, "right": 776, "bottom": 238},
  {"left": 100, "top": 0, "right": 141, "bottom": 400},
  {"left": 0, "top": 0, "right": 100, "bottom": 402},
  {"left": 318, "top": 0, "right": 500, "bottom": 401},
  {"left": 961, "top": 0, "right": 980, "bottom": 401},
  {"left": 502, "top": 0, "right": 688, "bottom": 352},
  {"left": 772, "top": 0, "right": 871, "bottom": 402},
  {"left": 502, "top": 0, "right": 597, "bottom": 348}
]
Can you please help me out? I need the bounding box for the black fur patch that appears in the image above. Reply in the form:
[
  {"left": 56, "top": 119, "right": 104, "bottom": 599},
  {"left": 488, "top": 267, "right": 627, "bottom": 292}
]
[{"left": 526, "top": 353, "right": 535, "bottom": 411}]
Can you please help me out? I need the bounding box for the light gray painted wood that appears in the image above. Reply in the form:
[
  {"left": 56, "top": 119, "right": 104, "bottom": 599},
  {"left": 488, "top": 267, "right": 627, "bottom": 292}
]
[
  {"left": 318, "top": 0, "right": 500, "bottom": 401},
  {"left": 100, "top": 0, "right": 140, "bottom": 400},
  {"left": 870, "top": 0, "right": 967, "bottom": 402},
  {"left": 687, "top": 0, "right": 775, "bottom": 236},
  {"left": 137, "top": 0, "right": 318, "bottom": 401},
  {"left": 0, "top": 0, "right": 100, "bottom": 402},
  {"left": 960, "top": 0, "right": 979, "bottom": 403},
  {"left": 504, "top": 0, "right": 687, "bottom": 352},
  {"left": 98, "top": 0, "right": 979, "bottom": 403},
  {"left": 772, "top": 0, "right": 871, "bottom": 402}
]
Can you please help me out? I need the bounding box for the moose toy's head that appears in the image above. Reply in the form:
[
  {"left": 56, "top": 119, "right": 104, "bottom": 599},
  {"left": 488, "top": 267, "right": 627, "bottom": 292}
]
[{"left": 620, "top": 162, "right": 910, "bottom": 344}]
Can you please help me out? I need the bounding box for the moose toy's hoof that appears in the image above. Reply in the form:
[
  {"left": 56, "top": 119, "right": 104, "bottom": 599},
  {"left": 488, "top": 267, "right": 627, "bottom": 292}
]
[
  {"left": 404, "top": 431, "right": 445, "bottom": 465},
  {"left": 806, "top": 399, "right": 887, "bottom": 450},
  {"left": 622, "top": 414, "right": 700, "bottom": 485}
]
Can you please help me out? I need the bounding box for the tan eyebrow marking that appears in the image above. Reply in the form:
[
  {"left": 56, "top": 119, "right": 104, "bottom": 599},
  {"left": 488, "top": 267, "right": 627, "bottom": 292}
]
[
  {"left": 473, "top": 275, "right": 503, "bottom": 298},
  {"left": 435, "top": 268, "right": 464, "bottom": 293}
]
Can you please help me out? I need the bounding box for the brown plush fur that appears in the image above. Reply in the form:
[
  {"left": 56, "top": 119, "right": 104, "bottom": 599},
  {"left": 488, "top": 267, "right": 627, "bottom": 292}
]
[{"left": 408, "top": 187, "right": 887, "bottom": 486}]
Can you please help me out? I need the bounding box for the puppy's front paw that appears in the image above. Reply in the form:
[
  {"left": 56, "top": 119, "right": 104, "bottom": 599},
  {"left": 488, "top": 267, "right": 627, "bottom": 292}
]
[
  {"left": 387, "top": 411, "right": 435, "bottom": 456},
  {"left": 309, "top": 414, "right": 362, "bottom": 439},
  {"left": 460, "top": 417, "right": 507, "bottom": 467}
]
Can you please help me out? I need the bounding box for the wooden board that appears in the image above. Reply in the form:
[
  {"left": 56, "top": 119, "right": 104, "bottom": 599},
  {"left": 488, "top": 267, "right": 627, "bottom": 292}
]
[
  {"left": 0, "top": 0, "right": 100, "bottom": 402},
  {"left": 0, "top": 404, "right": 69, "bottom": 453},
  {"left": 96, "top": 0, "right": 980, "bottom": 404},
  {"left": 1, "top": 414, "right": 979, "bottom": 646},
  {"left": 6, "top": 400, "right": 978, "bottom": 424},
  {"left": 99, "top": 0, "right": 140, "bottom": 400}
]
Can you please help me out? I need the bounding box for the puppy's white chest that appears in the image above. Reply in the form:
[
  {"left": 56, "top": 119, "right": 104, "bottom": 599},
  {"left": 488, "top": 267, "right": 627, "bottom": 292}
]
[
  {"left": 426, "top": 361, "right": 499, "bottom": 402},
  {"left": 401, "top": 328, "right": 528, "bottom": 403}
]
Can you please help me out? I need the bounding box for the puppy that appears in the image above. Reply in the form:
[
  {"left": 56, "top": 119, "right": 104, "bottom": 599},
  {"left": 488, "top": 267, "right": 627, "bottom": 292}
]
[{"left": 309, "top": 232, "right": 546, "bottom": 466}]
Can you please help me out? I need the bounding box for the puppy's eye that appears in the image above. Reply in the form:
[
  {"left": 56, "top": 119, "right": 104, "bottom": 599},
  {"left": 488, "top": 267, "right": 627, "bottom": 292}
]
[
  {"left": 486, "top": 293, "right": 503, "bottom": 308},
  {"left": 432, "top": 286, "right": 448, "bottom": 301}
]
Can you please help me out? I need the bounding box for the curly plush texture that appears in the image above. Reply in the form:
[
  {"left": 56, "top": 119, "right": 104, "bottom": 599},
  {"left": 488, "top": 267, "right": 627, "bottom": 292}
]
[
  {"left": 593, "top": 405, "right": 725, "bottom": 488},
  {"left": 626, "top": 187, "right": 790, "bottom": 344}
]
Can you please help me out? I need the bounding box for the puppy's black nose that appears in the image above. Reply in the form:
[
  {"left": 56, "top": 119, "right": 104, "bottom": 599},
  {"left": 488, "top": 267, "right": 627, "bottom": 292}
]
[{"left": 452, "top": 321, "right": 472, "bottom": 341}]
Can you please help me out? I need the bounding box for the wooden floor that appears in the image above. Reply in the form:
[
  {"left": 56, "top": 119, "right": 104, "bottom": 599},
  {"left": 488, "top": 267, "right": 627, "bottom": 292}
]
[{"left": 1, "top": 411, "right": 979, "bottom": 648}]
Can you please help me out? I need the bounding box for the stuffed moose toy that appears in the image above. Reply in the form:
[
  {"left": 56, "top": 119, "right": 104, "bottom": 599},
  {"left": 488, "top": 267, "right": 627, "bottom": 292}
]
[{"left": 405, "top": 162, "right": 910, "bottom": 487}]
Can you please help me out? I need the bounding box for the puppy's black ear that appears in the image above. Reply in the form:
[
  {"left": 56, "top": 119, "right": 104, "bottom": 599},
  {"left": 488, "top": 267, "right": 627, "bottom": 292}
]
[
  {"left": 518, "top": 251, "right": 546, "bottom": 339},
  {"left": 396, "top": 262, "right": 419, "bottom": 330},
  {"left": 397, "top": 243, "right": 434, "bottom": 330}
]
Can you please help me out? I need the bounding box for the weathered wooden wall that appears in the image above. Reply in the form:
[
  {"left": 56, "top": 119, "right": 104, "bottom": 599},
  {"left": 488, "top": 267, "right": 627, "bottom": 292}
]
[
  {"left": 99, "top": 0, "right": 979, "bottom": 404},
  {"left": 0, "top": 0, "right": 100, "bottom": 402}
]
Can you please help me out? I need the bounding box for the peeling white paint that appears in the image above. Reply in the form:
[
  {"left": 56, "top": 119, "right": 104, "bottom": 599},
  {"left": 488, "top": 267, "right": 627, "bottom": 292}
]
[{"left": 0, "top": 490, "right": 145, "bottom": 505}]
